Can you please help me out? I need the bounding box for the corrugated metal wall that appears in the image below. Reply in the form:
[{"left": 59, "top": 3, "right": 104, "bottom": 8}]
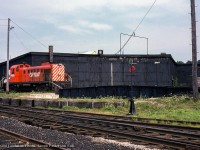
[
  {"left": 47, "top": 54, "right": 175, "bottom": 88},
  {"left": 59, "top": 86, "right": 193, "bottom": 98},
  {"left": 0, "top": 52, "right": 196, "bottom": 88},
  {"left": 176, "top": 65, "right": 192, "bottom": 87}
]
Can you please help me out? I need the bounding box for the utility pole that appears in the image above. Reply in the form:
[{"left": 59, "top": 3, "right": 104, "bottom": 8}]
[
  {"left": 191, "top": 0, "right": 198, "bottom": 101},
  {"left": 6, "top": 18, "right": 11, "bottom": 94}
]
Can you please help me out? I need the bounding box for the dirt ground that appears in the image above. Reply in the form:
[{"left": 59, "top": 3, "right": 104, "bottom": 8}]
[{"left": 20, "top": 93, "right": 59, "bottom": 99}]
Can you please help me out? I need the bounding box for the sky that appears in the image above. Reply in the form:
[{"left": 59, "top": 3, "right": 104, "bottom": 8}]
[{"left": 0, "top": 0, "right": 199, "bottom": 63}]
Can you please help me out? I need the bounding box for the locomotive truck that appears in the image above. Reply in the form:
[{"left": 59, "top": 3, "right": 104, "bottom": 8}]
[{"left": 0, "top": 62, "right": 72, "bottom": 91}]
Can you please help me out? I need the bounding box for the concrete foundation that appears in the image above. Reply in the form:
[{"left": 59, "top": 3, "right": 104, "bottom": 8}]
[{"left": 0, "top": 98, "right": 125, "bottom": 109}]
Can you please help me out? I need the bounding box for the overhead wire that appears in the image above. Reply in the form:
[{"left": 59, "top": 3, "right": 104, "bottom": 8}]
[
  {"left": 11, "top": 29, "right": 29, "bottom": 52},
  {"left": 116, "top": 0, "right": 158, "bottom": 54},
  {"left": 11, "top": 19, "right": 48, "bottom": 49}
]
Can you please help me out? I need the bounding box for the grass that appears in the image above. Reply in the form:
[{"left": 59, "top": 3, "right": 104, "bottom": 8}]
[
  {"left": 59, "top": 96, "right": 125, "bottom": 102},
  {"left": 0, "top": 92, "right": 200, "bottom": 122},
  {"left": 62, "top": 104, "right": 129, "bottom": 115},
  {"left": 0, "top": 92, "right": 28, "bottom": 98},
  {"left": 0, "top": 92, "right": 125, "bottom": 102},
  {"left": 134, "top": 95, "right": 200, "bottom": 122},
  {"left": 60, "top": 95, "right": 200, "bottom": 122}
]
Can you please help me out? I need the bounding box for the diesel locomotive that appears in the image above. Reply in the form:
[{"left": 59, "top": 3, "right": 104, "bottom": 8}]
[{"left": 0, "top": 62, "right": 72, "bottom": 91}]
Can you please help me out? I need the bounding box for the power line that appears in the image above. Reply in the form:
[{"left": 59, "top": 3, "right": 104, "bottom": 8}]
[
  {"left": 116, "top": 0, "right": 157, "bottom": 54},
  {"left": 11, "top": 19, "right": 48, "bottom": 49},
  {"left": 134, "top": 0, "right": 158, "bottom": 33},
  {"left": 12, "top": 29, "right": 29, "bottom": 52}
]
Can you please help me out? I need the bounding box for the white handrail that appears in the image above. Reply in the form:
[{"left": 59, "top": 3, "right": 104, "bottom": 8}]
[
  {"left": 68, "top": 75, "right": 72, "bottom": 87},
  {"left": 51, "top": 81, "right": 63, "bottom": 89}
]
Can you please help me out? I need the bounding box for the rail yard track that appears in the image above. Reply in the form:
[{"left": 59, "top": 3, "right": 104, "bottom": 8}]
[
  {"left": 0, "top": 127, "right": 66, "bottom": 150},
  {"left": 0, "top": 104, "right": 199, "bottom": 150},
  {"left": 44, "top": 109, "right": 200, "bottom": 127}
]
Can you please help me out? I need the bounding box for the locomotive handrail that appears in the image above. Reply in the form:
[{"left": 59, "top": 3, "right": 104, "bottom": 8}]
[
  {"left": 64, "top": 73, "right": 72, "bottom": 87},
  {"left": 68, "top": 75, "right": 72, "bottom": 87},
  {"left": 51, "top": 81, "right": 63, "bottom": 89}
]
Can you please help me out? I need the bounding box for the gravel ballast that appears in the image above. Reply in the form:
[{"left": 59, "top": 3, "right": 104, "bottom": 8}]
[{"left": 0, "top": 116, "right": 158, "bottom": 150}]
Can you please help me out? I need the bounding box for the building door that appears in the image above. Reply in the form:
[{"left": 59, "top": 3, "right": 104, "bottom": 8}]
[{"left": 44, "top": 69, "right": 51, "bottom": 81}]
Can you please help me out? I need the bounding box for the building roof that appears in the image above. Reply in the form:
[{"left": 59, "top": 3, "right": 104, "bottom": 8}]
[{"left": 0, "top": 51, "right": 177, "bottom": 65}]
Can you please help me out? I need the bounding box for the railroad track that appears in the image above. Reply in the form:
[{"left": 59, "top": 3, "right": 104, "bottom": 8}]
[
  {"left": 0, "top": 104, "right": 199, "bottom": 150},
  {"left": 0, "top": 127, "right": 65, "bottom": 150},
  {"left": 40, "top": 108, "right": 200, "bottom": 127},
  {"left": 53, "top": 109, "right": 200, "bottom": 127}
]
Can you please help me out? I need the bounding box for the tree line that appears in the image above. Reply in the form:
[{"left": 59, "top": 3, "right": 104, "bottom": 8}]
[{"left": 176, "top": 60, "right": 200, "bottom": 64}]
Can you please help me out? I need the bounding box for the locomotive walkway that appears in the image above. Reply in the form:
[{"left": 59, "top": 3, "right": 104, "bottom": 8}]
[{"left": 0, "top": 104, "right": 199, "bottom": 150}]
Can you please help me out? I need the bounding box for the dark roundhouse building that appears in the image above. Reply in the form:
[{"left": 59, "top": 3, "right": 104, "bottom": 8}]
[{"left": 0, "top": 51, "right": 199, "bottom": 97}]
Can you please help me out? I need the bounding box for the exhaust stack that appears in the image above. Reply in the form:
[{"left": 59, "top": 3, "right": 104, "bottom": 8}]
[{"left": 49, "top": 45, "right": 53, "bottom": 63}]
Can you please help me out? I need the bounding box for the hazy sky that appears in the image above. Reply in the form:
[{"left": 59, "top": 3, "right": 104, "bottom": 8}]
[{"left": 0, "top": 0, "right": 199, "bottom": 62}]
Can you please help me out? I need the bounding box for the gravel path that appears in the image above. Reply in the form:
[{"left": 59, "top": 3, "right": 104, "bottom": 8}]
[
  {"left": 20, "top": 93, "right": 59, "bottom": 99},
  {"left": 0, "top": 116, "right": 158, "bottom": 150}
]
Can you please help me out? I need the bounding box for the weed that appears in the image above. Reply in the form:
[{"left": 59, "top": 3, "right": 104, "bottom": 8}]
[{"left": 0, "top": 92, "right": 199, "bottom": 122}]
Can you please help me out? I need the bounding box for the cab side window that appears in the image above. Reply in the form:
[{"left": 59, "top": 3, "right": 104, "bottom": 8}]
[
  {"left": 16, "top": 66, "right": 19, "bottom": 72},
  {"left": 11, "top": 69, "right": 14, "bottom": 74}
]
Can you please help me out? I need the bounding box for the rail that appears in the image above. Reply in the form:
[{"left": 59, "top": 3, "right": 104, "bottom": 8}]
[
  {"left": 0, "top": 104, "right": 199, "bottom": 149},
  {"left": 0, "top": 127, "right": 67, "bottom": 150}
]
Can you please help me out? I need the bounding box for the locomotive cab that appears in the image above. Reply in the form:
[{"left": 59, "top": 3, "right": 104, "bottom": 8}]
[{"left": 9, "top": 64, "right": 30, "bottom": 83}]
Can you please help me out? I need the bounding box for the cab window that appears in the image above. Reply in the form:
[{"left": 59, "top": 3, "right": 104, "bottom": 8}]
[
  {"left": 11, "top": 69, "right": 14, "bottom": 74},
  {"left": 16, "top": 66, "right": 19, "bottom": 72}
]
